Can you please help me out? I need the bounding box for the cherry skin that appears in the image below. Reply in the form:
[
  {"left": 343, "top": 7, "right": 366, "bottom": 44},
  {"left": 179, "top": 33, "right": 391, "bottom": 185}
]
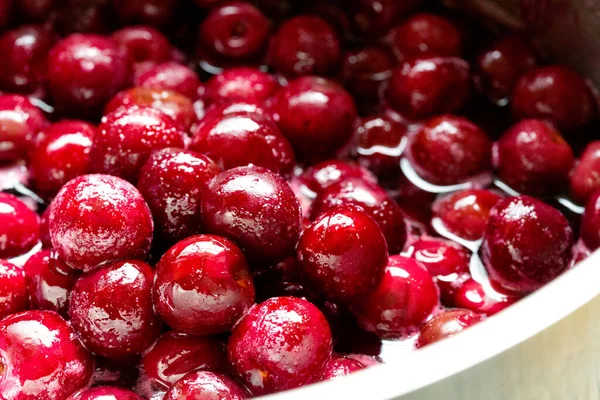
[
  {"left": 349, "top": 0, "right": 419, "bottom": 37},
  {"left": 205, "top": 67, "right": 278, "bottom": 105},
  {"left": 134, "top": 62, "right": 201, "bottom": 100},
  {"left": 0, "top": 310, "right": 93, "bottom": 400},
  {"left": 482, "top": 196, "right": 573, "bottom": 293},
  {"left": 190, "top": 111, "right": 295, "bottom": 176},
  {"left": 69, "top": 259, "right": 161, "bottom": 358},
  {"left": 137, "top": 148, "right": 221, "bottom": 243},
  {"left": 432, "top": 189, "right": 503, "bottom": 241},
  {"left": 321, "top": 356, "right": 365, "bottom": 380},
  {"left": 23, "top": 249, "right": 79, "bottom": 318},
  {"left": 310, "top": 178, "right": 407, "bottom": 254},
  {"left": 0, "top": 193, "right": 40, "bottom": 259},
  {"left": 201, "top": 166, "right": 301, "bottom": 263},
  {"left": 512, "top": 66, "right": 595, "bottom": 132},
  {"left": 0, "top": 260, "right": 28, "bottom": 319},
  {"left": 49, "top": 174, "right": 153, "bottom": 272},
  {"left": 494, "top": 119, "right": 574, "bottom": 196},
  {"left": 579, "top": 190, "right": 600, "bottom": 251},
  {"left": 105, "top": 88, "right": 195, "bottom": 132},
  {"left": 29, "top": 120, "right": 95, "bottom": 199},
  {"left": 388, "top": 13, "right": 462, "bottom": 62},
  {"left": 350, "top": 255, "right": 439, "bottom": 339},
  {"left": 416, "top": 309, "right": 484, "bottom": 348},
  {"left": 113, "top": 0, "right": 176, "bottom": 27},
  {"left": 0, "top": 24, "right": 56, "bottom": 94},
  {"left": 164, "top": 371, "right": 248, "bottom": 400},
  {"left": 409, "top": 114, "right": 491, "bottom": 185},
  {"left": 228, "top": 296, "right": 333, "bottom": 396},
  {"left": 452, "top": 278, "right": 518, "bottom": 316},
  {"left": 39, "top": 206, "right": 52, "bottom": 248},
  {"left": 386, "top": 57, "right": 471, "bottom": 120},
  {"left": 273, "top": 76, "right": 357, "bottom": 162},
  {"left": 47, "top": 34, "right": 129, "bottom": 118},
  {"left": 136, "top": 331, "right": 227, "bottom": 396},
  {"left": 154, "top": 234, "right": 255, "bottom": 336},
  {"left": 67, "top": 387, "right": 144, "bottom": 400},
  {"left": 197, "top": 1, "right": 270, "bottom": 66},
  {"left": 111, "top": 25, "right": 171, "bottom": 64},
  {"left": 90, "top": 106, "right": 186, "bottom": 183},
  {"left": 570, "top": 141, "right": 600, "bottom": 204},
  {"left": 475, "top": 36, "right": 537, "bottom": 104},
  {"left": 301, "top": 160, "right": 377, "bottom": 196},
  {"left": 0, "top": 94, "right": 48, "bottom": 162},
  {"left": 339, "top": 47, "right": 395, "bottom": 101},
  {"left": 268, "top": 15, "right": 341, "bottom": 78},
  {"left": 298, "top": 205, "right": 388, "bottom": 302}
]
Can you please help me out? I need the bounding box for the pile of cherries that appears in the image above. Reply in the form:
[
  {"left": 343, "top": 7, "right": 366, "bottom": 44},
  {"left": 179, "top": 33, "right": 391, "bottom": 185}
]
[{"left": 1, "top": 0, "right": 599, "bottom": 399}]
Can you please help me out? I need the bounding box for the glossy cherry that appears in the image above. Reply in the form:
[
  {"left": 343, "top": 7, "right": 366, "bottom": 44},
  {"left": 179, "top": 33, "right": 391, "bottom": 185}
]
[
  {"left": 452, "top": 278, "right": 518, "bottom": 316},
  {"left": 228, "top": 296, "right": 332, "bottom": 395},
  {"left": 111, "top": 25, "right": 171, "bottom": 64},
  {"left": 482, "top": 196, "right": 573, "bottom": 293},
  {"left": 0, "top": 94, "right": 48, "bottom": 162},
  {"left": 49, "top": 174, "right": 153, "bottom": 271},
  {"left": 134, "top": 62, "right": 201, "bottom": 100},
  {"left": 67, "top": 387, "right": 144, "bottom": 400},
  {"left": 0, "top": 192, "right": 40, "bottom": 259},
  {"left": 0, "top": 260, "right": 28, "bottom": 319},
  {"left": 416, "top": 309, "right": 484, "bottom": 347},
  {"left": 205, "top": 67, "right": 278, "bottom": 105},
  {"left": 570, "top": 141, "right": 600, "bottom": 204},
  {"left": 201, "top": 166, "right": 301, "bottom": 263},
  {"left": 301, "top": 160, "right": 377, "bottom": 196},
  {"left": 580, "top": 190, "right": 600, "bottom": 251},
  {"left": 321, "top": 356, "right": 365, "bottom": 380},
  {"left": 165, "top": 371, "right": 248, "bottom": 400},
  {"left": 338, "top": 47, "right": 395, "bottom": 100}
]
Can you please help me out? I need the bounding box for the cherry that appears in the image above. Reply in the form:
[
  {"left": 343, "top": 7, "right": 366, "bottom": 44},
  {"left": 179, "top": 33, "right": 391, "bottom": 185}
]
[
  {"left": 138, "top": 148, "right": 221, "bottom": 243},
  {"left": 201, "top": 166, "right": 301, "bottom": 263},
  {"left": 350, "top": 255, "right": 439, "bottom": 339},
  {"left": 273, "top": 76, "right": 357, "bottom": 162},
  {"left": 388, "top": 13, "right": 462, "bottom": 62},
  {"left": 111, "top": 25, "right": 171, "bottom": 64},
  {"left": 0, "top": 193, "right": 40, "bottom": 259},
  {"left": 0, "top": 25, "right": 56, "bottom": 95},
  {"left": 268, "top": 15, "right": 341, "bottom": 77},
  {"left": 409, "top": 114, "right": 491, "bottom": 185},
  {"left": 512, "top": 66, "right": 595, "bottom": 132},
  {"left": 228, "top": 296, "right": 332, "bottom": 395},
  {"left": 190, "top": 111, "right": 295, "bottom": 176},
  {"left": 494, "top": 119, "right": 574, "bottom": 196},
  {"left": 154, "top": 234, "right": 255, "bottom": 336},
  {"left": 416, "top": 309, "right": 484, "bottom": 348},
  {"left": 452, "top": 278, "right": 518, "bottom": 316},
  {"left": 165, "top": 371, "right": 248, "bottom": 400},
  {"left": 197, "top": 1, "right": 270, "bottom": 66},
  {"left": 0, "top": 94, "right": 48, "bottom": 162},
  {"left": 482, "top": 196, "right": 573, "bottom": 293},
  {"left": 432, "top": 189, "right": 503, "bottom": 241},
  {"left": 338, "top": 47, "right": 395, "bottom": 101},
  {"left": 570, "top": 141, "right": 600, "bottom": 204},
  {"left": 90, "top": 106, "right": 186, "bottom": 182},
  {"left": 205, "top": 67, "right": 278, "bottom": 105},
  {"left": 386, "top": 57, "right": 471, "bottom": 120},
  {"left": 69, "top": 259, "right": 161, "bottom": 358},
  {"left": 310, "top": 178, "right": 407, "bottom": 254},
  {"left": 55, "top": 0, "right": 115, "bottom": 35},
  {"left": 580, "top": 190, "right": 600, "bottom": 251},
  {"left": 29, "top": 120, "right": 95, "bottom": 199},
  {"left": 0, "top": 260, "right": 28, "bottom": 319},
  {"left": 49, "top": 174, "right": 153, "bottom": 271},
  {"left": 136, "top": 331, "right": 227, "bottom": 396},
  {"left": 474, "top": 36, "right": 537, "bottom": 104},
  {"left": 0, "top": 310, "right": 93, "bottom": 400},
  {"left": 105, "top": 88, "right": 195, "bottom": 132},
  {"left": 301, "top": 160, "right": 377, "bottom": 196},
  {"left": 67, "top": 387, "right": 144, "bottom": 400},
  {"left": 39, "top": 206, "right": 52, "bottom": 248},
  {"left": 321, "top": 356, "right": 365, "bottom": 380},
  {"left": 23, "top": 249, "right": 79, "bottom": 318},
  {"left": 113, "top": 0, "right": 177, "bottom": 27},
  {"left": 349, "top": 0, "right": 419, "bottom": 37},
  {"left": 47, "top": 34, "right": 130, "bottom": 118},
  {"left": 134, "top": 62, "right": 201, "bottom": 100}
]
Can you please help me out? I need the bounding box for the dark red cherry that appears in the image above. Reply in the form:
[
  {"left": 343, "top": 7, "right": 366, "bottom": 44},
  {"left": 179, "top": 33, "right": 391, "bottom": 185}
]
[
  {"left": 111, "top": 25, "right": 171, "bottom": 64},
  {"left": 494, "top": 119, "right": 574, "bottom": 196},
  {"left": 138, "top": 148, "right": 221, "bottom": 243},
  {"left": 29, "top": 120, "right": 95, "bottom": 199},
  {"left": 47, "top": 34, "right": 130, "bottom": 118},
  {"left": 0, "top": 193, "right": 40, "bottom": 259},
  {"left": 432, "top": 189, "right": 503, "bottom": 241},
  {"left": 39, "top": 206, "right": 51, "bottom": 248},
  {"left": 49, "top": 174, "right": 153, "bottom": 271},
  {"left": 350, "top": 255, "right": 439, "bottom": 339},
  {"left": 252, "top": 256, "right": 310, "bottom": 301},
  {"left": 69, "top": 259, "right": 161, "bottom": 358},
  {"left": 205, "top": 67, "right": 278, "bottom": 105},
  {"left": 482, "top": 196, "right": 573, "bottom": 293},
  {"left": 15, "top": 0, "right": 55, "bottom": 22},
  {"left": 301, "top": 160, "right": 377, "bottom": 196},
  {"left": 154, "top": 234, "right": 255, "bottom": 335},
  {"left": 228, "top": 296, "right": 332, "bottom": 395},
  {"left": 55, "top": 0, "right": 115, "bottom": 35},
  {"left": 0, "top": 260, "right": 28, "bottom": 319},
  {"left": 409, "top": 114, "right": 491, "bottom": 185},
  {"left": 0, "top": 94, "right": 48, "bottom": 162},
  {"left": 134, "top": 62, "right": 201, "bottom": 100},
  {"left": 386, "top": 57, "right": 470, "bottom": 120},
  {"left": 268, "top": 15, "right": 341, "bottom": 77},
  {"left": 339, "top": 47, "right": 395, "bottom": 101},
  {"left": 321, "top": 356, "right": 365, "bottom": 380},
  {"left": 201, "top": 166, "right": 301, "bottom": 263},
  {"left": 165, "top": 371, "right": 248, "bottom": 400},
  {"left": 571, "top": 141, "right": 600, "bottom": 204},
  {"left": 310, "top": 178, "right": 407, "bottom": 254},
  {"left": 67, "top": 387, "right": 144, "bottom": 400},
  {"left": 349, "top": 0, "right": 420, "bottom": 37},
  {"left": 452, "top": 278, "right": 518, "bottom": 316},
  {"left": 580, "top": 190, "right": 600, "bottom": 251},
  {"left": 273, "top": 76, "right": 357, "bottom": 162},
  {"left": 0, "top": 310, "right": 93, "bottom": 400},
  {"left": 512, "top": 66, "right": 595, "bottom": 131},
  {"left": 416, "top": 309, "right": 484, "bottom": 347},
  {"left": 113, "top": 0, "right": 176, "bottom": 27}
]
